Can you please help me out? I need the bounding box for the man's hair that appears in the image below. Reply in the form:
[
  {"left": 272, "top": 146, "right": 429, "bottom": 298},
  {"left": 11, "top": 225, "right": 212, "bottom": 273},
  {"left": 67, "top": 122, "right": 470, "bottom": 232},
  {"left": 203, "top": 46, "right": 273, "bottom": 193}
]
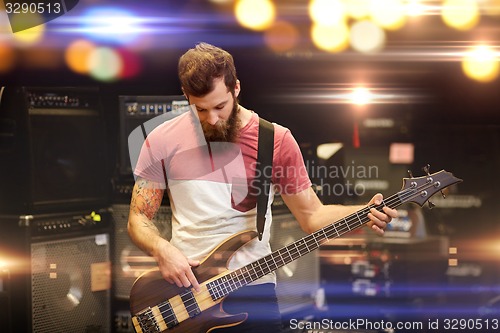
[{"left": 178, "top": 42, "right": 237, "bottom": 97}]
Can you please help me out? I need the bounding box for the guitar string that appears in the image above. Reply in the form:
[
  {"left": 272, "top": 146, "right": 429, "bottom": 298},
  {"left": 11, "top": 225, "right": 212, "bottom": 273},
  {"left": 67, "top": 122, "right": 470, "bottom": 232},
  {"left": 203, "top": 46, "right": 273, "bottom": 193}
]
[{"left": 139, "top": 179, "right": 440, "bottom": 330}]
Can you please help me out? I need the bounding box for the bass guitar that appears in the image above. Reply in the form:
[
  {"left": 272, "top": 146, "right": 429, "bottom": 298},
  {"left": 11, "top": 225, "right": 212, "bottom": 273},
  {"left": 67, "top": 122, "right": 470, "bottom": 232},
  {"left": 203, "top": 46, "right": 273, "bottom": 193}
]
[{"left": 130, "top": 168, "right": 462, "bottom": 333}]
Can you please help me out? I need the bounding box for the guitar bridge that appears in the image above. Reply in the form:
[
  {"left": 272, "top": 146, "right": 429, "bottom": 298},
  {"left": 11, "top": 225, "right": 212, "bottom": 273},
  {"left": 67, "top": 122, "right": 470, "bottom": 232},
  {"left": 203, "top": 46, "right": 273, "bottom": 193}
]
[{"left": 135, "top": 307, "right": 160, "bottom": 333}]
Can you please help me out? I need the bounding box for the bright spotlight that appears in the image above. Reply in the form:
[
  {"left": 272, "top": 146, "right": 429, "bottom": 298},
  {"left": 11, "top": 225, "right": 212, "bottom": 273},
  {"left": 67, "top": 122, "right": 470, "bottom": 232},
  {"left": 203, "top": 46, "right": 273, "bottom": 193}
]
[
  {"left": 350, "top": 87, "right": 373, "bottom": 105},
  {"left": 78, "top": 7, "right": 142, "bottom": 44}
]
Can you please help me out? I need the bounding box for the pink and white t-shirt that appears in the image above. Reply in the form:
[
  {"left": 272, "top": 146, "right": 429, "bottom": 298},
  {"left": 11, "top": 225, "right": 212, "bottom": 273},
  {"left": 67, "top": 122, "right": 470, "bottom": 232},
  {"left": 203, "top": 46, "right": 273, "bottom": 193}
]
[{"left": 134, "top": 107, "right": 311, "bottom": 284}]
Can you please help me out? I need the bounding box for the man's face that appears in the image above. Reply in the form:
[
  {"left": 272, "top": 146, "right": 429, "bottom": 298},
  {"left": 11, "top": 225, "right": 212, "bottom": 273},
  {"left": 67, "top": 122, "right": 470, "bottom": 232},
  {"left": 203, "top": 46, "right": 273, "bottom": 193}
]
[{"left": 188, "top": 77, "right": 241, "bottom": 142}]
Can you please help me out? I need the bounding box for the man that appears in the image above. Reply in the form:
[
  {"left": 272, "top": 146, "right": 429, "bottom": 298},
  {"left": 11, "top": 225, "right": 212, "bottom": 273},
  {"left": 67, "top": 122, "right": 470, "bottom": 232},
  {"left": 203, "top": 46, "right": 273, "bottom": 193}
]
[{"left": 128, "top": 42, "right": 397, "bottom": 332}]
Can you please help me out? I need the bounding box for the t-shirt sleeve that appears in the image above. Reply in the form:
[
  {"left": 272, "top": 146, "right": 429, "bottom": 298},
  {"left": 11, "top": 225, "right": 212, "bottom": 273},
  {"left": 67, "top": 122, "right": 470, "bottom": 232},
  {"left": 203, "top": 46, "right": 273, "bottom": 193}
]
[
  {"left": 273, "top": 129, "right": 312, "bottom": 195},
  {"left": 133, "top": 132, "right": 168, "bottom": 188}
]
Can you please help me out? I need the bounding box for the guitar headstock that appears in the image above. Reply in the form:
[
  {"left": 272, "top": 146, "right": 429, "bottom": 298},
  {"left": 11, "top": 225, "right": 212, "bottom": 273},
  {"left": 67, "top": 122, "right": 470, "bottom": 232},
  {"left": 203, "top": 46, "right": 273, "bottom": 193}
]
[{"left": 401, "top": 166, "right": 463, "bottom": 207}]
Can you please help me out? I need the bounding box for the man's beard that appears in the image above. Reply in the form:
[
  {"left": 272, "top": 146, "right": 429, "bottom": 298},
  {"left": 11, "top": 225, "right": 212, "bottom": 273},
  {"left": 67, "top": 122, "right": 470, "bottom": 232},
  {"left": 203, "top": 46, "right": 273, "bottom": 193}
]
[{"left": 202, "top": 100, "right": 241, "bottom": 142}]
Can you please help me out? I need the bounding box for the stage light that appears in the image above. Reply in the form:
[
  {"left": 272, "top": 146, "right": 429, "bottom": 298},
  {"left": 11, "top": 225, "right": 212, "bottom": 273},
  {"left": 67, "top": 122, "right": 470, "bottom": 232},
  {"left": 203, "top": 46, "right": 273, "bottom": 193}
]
[
  {"left": 441, "top": 0, "right": 480, "bottom": 31},
  {"left": 64, "top": 39, "right": 96, "bottom": 74},
  {"left": 235, "top": 0, "right": 276, "bottom": 31},
  {"left": 461, "top": 45, "right": 500, "bottom": 83},
  {"left": 350, "top": 87, "right": 373, "bottom": 105},
  {"left": 349, "top": 20, "right": 386, "bottom": 54},
  {"left": 311, "top": 22, "right": 350, "bottom": 53},
  {"left": 77, "top": 7, "right": 142, "bottom": 44},
  {"left": 370, "top": 0, "right": 407, "bottom": 30},
  {"left": 309, "top": 0, "right": 346, "bottom": 26}
]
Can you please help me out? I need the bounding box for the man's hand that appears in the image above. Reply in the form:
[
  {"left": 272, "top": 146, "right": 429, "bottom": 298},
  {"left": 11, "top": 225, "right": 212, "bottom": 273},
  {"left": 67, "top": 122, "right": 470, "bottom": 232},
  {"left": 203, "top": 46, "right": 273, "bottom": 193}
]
[
  {"left": 154, "top": 239, "right": 201, "bottom": 292},
  {"left": 367, "top": 193, "right": 398, "bottom": 236}
]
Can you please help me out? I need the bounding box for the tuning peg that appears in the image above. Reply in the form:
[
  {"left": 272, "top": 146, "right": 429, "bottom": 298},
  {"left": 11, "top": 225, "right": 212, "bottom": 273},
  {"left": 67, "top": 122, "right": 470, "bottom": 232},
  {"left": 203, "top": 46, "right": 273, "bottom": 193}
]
[
  {"left": 407, "top": 170, "right": 414, "bottom": 178},
  {"left": 440, "top": 191, "right": 446, "bottom": 199},
  {"left": 423, "top": 164, "right": 431, "bottom": 176},
  {"left": 428, "top": 200, "right": 435, "bottom": 209}
]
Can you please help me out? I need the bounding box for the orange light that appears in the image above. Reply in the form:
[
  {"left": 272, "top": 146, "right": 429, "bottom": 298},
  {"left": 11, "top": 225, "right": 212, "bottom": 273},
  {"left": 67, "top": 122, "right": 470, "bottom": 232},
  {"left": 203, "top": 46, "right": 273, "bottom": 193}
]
[{"left": 65, "top": 39, "right": 96, "bottom": 74}]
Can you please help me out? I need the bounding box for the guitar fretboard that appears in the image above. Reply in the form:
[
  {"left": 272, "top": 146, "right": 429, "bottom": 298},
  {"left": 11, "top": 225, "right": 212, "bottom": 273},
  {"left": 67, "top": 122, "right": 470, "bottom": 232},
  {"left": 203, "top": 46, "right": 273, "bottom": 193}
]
[{"left": 207, "top": 192, "right": 403, "bottom": 301}]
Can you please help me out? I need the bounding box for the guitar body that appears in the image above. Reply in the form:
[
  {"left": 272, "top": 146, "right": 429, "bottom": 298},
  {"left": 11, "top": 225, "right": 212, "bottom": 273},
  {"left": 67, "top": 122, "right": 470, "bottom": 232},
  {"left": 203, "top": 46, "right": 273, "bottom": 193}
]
[{"left": 129, "top": 230, "right": 258, "bottom": 333}]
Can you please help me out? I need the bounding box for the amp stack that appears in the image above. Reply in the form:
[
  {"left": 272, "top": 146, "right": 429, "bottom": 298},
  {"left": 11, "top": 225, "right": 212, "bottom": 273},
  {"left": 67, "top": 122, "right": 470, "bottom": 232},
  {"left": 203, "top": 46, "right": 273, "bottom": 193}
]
[
  {"left": 0, "top": 86, "right": 112, "bottom": 333},
  {"left": 112, "top": 95, "right": 187, "bottom": 333}
]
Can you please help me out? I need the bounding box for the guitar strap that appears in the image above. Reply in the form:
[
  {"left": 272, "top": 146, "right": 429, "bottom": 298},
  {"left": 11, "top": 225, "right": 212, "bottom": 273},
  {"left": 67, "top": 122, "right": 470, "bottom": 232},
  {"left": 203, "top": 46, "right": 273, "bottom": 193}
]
[{"left": 256, "top": 117, "right": 275, "bottom": 241}]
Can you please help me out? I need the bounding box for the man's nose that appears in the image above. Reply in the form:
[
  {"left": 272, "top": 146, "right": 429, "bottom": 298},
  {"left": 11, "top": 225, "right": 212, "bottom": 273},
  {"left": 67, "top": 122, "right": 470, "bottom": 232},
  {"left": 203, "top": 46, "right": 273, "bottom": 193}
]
[{"left": 206, "top": 110, "right": 219, "bottom": 125}]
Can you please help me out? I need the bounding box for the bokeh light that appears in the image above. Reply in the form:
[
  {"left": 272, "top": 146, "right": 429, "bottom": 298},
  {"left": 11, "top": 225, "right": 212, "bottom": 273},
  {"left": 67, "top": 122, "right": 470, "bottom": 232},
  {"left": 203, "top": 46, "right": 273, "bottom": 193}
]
[
  {"left": 370, "top": 0, "right": 407, "bottom": 30},
  {"left": 65, "top": 39, "right": 96, "bottom": 74},
  {"left": 349, "top": 20, "right": 386, "bottom": 53},
  {"left": 405, "top": 0, "right": 426, "bottom": 16},
  {"left": 88, "top": 47, "right": 123, "bottom": 82},
  {"left": 343, "top": 0, "right": 371, "bottom": 20},
  {"left": 0, "top": 43, "right": 16, "bottom": 73},
  {"left": 263, "top": 20, "right": 300, "bottom": 53},
  {"left": 117, "top": 48, "right": 142, "bottom": 79},
  {"left": 235, "top": 0, "right": 276, "bottom": 31},
  {"left": 462, "top": 45, "right": 500, "bottom": 83},
  {"left": 309, "top": 0, "right": 346, "bottom": 26},
  {"left": 311, "top": 22, "right": 350, "bottom": 53},
  {"left": 441, "top": 0, "right": 480, "bottom": 31}
]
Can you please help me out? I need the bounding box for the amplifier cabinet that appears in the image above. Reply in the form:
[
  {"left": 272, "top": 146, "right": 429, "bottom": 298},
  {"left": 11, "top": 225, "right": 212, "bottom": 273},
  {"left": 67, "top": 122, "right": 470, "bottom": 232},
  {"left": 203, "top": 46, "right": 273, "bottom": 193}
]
[
  {"left": 0, "top": 86, "right": 110, "bottom": 214},
  {"left": 0, "top": 210, "right": 112, "bottom": 333},
  {"left": 270, "top": 212, "right": 320, "bottom": 317},
  {"left": 112, "top": 204, "right": 172, "bottom": 300}
]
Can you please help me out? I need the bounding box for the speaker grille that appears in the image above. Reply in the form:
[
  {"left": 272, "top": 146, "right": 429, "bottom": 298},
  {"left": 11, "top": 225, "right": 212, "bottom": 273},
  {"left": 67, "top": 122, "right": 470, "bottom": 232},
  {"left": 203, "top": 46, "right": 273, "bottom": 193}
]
[
  {"left": 112, "top": 204, "right": 172, "bottom": 299},
  {"left": 270, "top": 212, "right": 320, "bottom": 316},
  {"left": 31, "top": 234, "right": 110, "bottom": 333}
]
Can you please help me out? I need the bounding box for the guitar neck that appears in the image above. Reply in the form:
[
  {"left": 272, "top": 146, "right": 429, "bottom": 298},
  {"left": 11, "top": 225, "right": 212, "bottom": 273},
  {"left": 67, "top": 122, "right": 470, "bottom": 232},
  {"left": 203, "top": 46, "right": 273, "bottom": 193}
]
[{"left": 206, "top": 192, "right": 403, "bottom": 301}]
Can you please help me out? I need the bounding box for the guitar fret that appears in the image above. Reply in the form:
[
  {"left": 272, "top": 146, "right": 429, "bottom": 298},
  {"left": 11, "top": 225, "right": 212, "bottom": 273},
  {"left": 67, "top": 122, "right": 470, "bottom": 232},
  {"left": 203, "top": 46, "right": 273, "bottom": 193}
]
[
  {"left": 345, "top": 218, "right": 351, "bottom": 231},
  {"left": 355, "top": 211, "right": 363, "bottom": 226}
]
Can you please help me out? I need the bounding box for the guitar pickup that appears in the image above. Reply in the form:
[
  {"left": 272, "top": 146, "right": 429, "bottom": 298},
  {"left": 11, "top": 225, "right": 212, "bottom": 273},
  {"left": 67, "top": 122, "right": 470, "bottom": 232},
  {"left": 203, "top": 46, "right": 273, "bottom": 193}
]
[{"left": 181, "top": 289, "right": 202, "bottom": 318}]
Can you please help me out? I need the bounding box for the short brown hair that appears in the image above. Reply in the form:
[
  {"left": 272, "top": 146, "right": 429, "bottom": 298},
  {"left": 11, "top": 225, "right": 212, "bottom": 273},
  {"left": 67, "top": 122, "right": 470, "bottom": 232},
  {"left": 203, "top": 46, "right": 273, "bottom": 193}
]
[{"left": 178, "top": 42, "right": 237, "bottom": 97}]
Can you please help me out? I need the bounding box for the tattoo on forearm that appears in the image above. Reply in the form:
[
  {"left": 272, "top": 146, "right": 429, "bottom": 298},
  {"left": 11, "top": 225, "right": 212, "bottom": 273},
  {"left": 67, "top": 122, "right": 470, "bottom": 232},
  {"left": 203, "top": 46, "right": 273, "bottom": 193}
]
[{"left": 131, "top": 178, "right": 164, "bottom": 221}]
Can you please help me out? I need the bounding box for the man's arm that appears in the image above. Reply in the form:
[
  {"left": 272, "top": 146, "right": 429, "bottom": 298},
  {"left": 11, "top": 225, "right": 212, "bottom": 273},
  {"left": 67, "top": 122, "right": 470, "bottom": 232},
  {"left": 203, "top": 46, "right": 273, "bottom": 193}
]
[
  {"left": 128, "top": 177, "right": 200, "bottom": 291},
  {"left": 281, "top": 187, "right": 397, "bottom": 235}
]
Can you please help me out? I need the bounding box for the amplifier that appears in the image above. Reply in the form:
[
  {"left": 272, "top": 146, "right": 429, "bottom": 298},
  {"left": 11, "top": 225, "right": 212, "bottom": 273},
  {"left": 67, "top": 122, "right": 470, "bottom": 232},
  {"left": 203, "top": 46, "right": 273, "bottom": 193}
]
[
  {"left": 118, "top": 95, "right": 188, "bottom": 177},
  {"left": 0, "top": 268, "right": 12, "bottom": 333},
  {"left": 0, "top": 86, "right": 109, "bottom": 214},
  {"left": 270, "top": 212, "right": 320, "bottom": 317},
  {"left": 112, "top": 204, "right": 172, "bottom": 299},
  {"left": 0, "top": 210, "right": 112, "bottom": 333}
]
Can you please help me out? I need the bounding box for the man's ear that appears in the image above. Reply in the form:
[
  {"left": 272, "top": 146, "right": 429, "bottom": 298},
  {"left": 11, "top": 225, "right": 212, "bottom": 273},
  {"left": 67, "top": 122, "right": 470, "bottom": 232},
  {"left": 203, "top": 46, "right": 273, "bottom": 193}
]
[
  {"left": 234, "top": 80, "right": 241, "bottom": 97},
  {"left": 181, "top": 88, "right": 189, "bottom": 102}
]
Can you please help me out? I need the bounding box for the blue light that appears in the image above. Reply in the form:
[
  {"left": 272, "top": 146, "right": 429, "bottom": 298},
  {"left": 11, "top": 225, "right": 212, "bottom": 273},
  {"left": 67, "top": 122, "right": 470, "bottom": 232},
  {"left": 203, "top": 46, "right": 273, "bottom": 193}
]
[{"left": 74, "top": 7, "right": 143, "bottom": 44}]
